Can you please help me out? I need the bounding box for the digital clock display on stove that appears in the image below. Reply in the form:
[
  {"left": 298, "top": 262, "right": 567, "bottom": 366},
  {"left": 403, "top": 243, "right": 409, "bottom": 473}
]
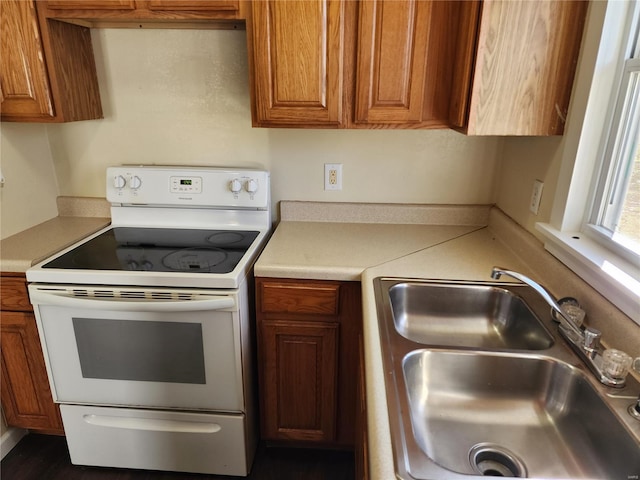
[{"left": 170, "top": 176, "right": 202, "bottom": 194}]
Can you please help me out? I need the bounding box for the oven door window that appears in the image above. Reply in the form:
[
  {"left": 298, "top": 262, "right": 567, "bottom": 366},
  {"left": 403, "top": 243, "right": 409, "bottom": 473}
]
[{"left": 73, "top": 318, "right": 206, "bottom": 384}]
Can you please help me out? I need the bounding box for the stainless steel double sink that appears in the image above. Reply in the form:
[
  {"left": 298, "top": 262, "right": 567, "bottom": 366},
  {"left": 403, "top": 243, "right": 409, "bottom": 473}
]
[{"left": 374, "top": 278, "right": 640, "bottom": 479}]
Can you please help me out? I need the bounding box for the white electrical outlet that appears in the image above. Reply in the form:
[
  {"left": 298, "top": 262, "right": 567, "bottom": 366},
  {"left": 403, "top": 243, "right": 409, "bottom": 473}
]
[
  {"left": 324, "top": 163, "right": 342, "bottom": 191},
  {"left": 529, "top": 180, "right": 544, "bottom": 214}
]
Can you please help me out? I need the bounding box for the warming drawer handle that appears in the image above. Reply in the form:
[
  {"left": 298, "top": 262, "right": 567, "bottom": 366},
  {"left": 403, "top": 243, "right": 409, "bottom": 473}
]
[
  {"left": 29, "top": 290, "right": 235, "bottom": 312},
  {"left": 82, "top": 414, "right": 222, "bottom": 434}
]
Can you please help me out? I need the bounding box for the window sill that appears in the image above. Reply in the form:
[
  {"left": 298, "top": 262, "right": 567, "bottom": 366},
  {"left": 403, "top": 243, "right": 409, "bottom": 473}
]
[{"left": 536, "top": 223, "right": 640, "bottom": 324}]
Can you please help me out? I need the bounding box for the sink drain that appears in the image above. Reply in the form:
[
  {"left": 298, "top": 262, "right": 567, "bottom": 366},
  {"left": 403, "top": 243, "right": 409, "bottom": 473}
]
[{"left": 469, "top": 443, "right": 527, "bottom": 477}]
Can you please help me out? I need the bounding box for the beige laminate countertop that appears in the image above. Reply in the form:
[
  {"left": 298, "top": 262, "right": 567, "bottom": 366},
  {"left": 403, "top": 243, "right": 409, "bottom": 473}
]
[
  {"left": 255, "top": 201, "right": 640, "bottom": 480},
  {"left": 254, "top": 222, "right": 486, "bottom": 281},
  {"left": 255, "top": 202, "right": 493, "bottom": 281},
  {"left": 1, "top": 216, "right": 110, "bottom": 273}
]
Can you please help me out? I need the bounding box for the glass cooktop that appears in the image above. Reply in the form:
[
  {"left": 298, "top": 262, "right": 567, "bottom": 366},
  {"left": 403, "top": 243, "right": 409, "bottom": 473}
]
[{"left": 43, "top": 227, "right": 260, "bottom": 274}]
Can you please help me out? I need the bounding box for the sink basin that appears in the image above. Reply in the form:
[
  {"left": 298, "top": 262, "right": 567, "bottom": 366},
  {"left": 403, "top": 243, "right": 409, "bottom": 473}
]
[
  {"left": 387, "top": 281, "right": 554, "bottom": 350},
  {"left": 401, "top": 350, "right": 640, "bottom": 479},
  {"left": 374, "top": 278, "right": 640, "bottom": 480}
]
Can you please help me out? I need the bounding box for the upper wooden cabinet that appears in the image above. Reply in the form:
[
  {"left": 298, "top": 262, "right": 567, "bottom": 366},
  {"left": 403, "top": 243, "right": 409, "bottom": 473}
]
[
  {"left": 249, "top": 0, "right": 588, "bottom": 134},
  {"left": 353, "top": 0, "right": 463, "bottom": 128},
  {"left": 248, "top": 0, "right": 465, "bottom": 128},
  {"left": 453, "top": 0, "right": 588, "bottom": 136},
  {"left": 249, "top": 0, "right": 345, "bottom": 128},
  {"left": 0, "top": 0, "right": 103, "bottom": 122},
  {"left": 0, "top": 0, "right": 100, "bottom": 122},
  {"left": 40, "top": 0, "right": 245, "bottom": 24}
]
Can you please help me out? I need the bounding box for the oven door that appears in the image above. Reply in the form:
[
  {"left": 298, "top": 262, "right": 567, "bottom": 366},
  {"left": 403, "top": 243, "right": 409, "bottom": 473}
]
[{"left": 28, "top": 285, "right": 245, "bottom": 412}]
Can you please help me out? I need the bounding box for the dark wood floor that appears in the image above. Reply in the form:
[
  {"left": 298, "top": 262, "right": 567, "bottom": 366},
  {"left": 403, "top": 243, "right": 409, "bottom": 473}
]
[{"left": 1, "top": 434, "right": 354, "bottom": 480}]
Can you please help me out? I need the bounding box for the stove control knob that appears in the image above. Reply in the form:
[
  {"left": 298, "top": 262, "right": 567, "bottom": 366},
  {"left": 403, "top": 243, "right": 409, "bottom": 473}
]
[
  {"left": 113, "top": 175, "right": 126, "bottom": 190},
  {"left": 127, "top": 260, "right": 139, "bottom": 270},
  {"left": 229, "top": 178, "right": 242, "bottom": 193},
  {"left": 245, "top": 178, "right": 259, "bottom": 194},
  {"left": 141, "top": 260, "right": 153, "bottom": 270},
  {"left": 130, "top": 175, "right": 142, "bottom": 190}
]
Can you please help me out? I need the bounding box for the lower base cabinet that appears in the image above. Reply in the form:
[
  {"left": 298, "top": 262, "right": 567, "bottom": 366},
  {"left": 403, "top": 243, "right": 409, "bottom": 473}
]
[
  {"left": 0, "top": 276, "right": 64, "bottom": 434},
  {"left": 255, "top": 278, "right": 362, "bottom": 448}
]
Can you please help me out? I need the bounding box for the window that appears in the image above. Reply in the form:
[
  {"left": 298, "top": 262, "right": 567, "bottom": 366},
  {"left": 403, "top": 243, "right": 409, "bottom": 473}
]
[
  {"left": 587, "top": 28, "right": 640, "bottom": 264},
  {"left": 537, "top": 1, "right": 640, "bottom": 324}
]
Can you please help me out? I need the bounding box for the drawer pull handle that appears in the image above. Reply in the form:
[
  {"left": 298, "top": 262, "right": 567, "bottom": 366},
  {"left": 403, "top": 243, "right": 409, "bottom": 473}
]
[{"left": 83, "top": 414, "right": 222, "bottom": 434}]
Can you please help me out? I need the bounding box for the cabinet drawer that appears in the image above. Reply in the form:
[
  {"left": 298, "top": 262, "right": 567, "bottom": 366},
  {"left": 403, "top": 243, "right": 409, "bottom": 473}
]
[
  {"left": 61, "top": 405, "right": 249, "bottom": 474},
  {"left": 260, "top": 282, "right": 340, "bottom": 316},
  {"left": 1, "top": 276, "right": 32, "bottom": 312}
]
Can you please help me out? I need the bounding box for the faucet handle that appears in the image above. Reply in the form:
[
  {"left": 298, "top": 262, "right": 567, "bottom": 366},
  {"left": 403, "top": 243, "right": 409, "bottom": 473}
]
[
  {"left": 553, "top": 297, "right": 585, "bottom": 327},
  {"left": 602, "top": 348, "right": 632, "bottom": 380},
  {"left": 583, "top": 327, "right": 601, "bottom": 352}
]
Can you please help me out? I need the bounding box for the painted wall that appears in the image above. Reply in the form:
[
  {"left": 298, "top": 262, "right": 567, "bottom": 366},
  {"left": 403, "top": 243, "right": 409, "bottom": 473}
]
[
  {"left": 41, "top": 28, "right": 500, "bottom": 215},
  {"left": 495, "top": 137, "right": 563, "bottom": 235},
  {"left": 494, "top": 2, "right": 604, "bottom": 239},
  {"left": 0, "top": 124, "right": 59, "bottom": 239}
]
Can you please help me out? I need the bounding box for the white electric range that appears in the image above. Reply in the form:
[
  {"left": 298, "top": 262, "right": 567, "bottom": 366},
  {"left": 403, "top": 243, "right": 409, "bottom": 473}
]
[{"left": 26, "top": 165, "right": 271, "bottom": 476}]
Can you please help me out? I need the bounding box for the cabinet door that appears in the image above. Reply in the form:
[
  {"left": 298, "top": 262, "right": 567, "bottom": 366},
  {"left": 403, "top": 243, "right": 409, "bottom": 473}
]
[
  {"left": 249, "top": 0, "right": 345, "bottom": 127},
  {"left": 354, "top": 0, "right": 431, "bottom": 124},
  {"left": 465, "top": 0, "right": 588, "bottom": 135},
  {"left": 0, "top": 311, "right": 64, "bottom": 434},
  {"left": 353, "top": 0, "right": 462, "bottom": 127},
  {"left": 0, "top": 0, "right": 54, "bottom": 119},
  {"left": 260, "top": 321, "right": 338, "bottom": 442}
]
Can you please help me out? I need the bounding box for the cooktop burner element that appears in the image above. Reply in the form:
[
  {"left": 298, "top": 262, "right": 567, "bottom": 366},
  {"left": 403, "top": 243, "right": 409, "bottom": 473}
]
[{"left": 43, "top": 227, "right": 260, "bottom": 274}]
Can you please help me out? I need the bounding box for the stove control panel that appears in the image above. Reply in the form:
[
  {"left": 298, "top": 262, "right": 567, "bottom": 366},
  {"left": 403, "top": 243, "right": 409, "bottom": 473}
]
[{"left": 107, "top": 166, "right": 270, "bottom": 209}]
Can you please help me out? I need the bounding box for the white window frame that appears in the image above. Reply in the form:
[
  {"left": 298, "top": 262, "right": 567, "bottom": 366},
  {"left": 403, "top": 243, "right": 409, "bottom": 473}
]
[
  {"left": 537, "top": 0, "right": 640, "bottom": 325},
  {"left": 586, "top": 30, "right": 640, "bottom": 264}
]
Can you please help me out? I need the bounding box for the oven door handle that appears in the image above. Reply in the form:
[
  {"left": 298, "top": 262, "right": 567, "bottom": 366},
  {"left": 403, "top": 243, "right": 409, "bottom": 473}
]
[{"left": 29, "top": 290, "right": 235, "bottom": 312}]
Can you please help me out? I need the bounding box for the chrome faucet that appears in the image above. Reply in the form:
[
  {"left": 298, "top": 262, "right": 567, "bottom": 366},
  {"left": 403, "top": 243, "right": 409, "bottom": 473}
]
[
  {"left": 490, "top": 266, "right": 627, "bottom": 388},
  {"left": 490, "top": 267, "right": 585, "bottom": 340}
]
